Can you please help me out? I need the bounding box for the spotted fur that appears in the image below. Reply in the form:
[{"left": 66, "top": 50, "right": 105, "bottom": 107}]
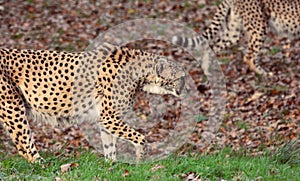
[
  {"left": 172, "top": 0, "right": 300, "bottom": 75},
  {"left": 0, "top": 43, "right": 186, "bottom": 163}
]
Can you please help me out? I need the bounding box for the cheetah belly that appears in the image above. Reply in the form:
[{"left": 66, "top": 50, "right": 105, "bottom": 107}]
[
  {"left": 268, "top": 13, "right": 300, "bottom": 39},
  {"left": 25, "top": 99, "right": 101, "bottom": 126},
  {"left": 19, "top": 84, "right": 101, "bottom": 126}
]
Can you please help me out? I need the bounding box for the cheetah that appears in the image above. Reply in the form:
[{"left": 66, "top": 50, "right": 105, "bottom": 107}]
[
  {"left": 0, "top": 43, "right": 187, "bottom": 163},
  {"left": 172, "top": 0, "right": 300, "bottom": 75}
]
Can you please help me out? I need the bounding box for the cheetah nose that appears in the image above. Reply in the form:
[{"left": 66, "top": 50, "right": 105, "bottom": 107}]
[
  {"left": 177, "top": 77, "right": 187, "bottom": 98},
  {"left": 178, "top": 87, "right": 188, "bottom": 98}
]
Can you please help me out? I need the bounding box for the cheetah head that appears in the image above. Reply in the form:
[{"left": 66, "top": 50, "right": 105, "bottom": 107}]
[{"left": 143, "top": 58, "right": 187, "bottom": 98}]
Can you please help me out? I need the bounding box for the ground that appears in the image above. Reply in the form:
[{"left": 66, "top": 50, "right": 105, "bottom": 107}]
[{"left": 0, "top": 0, "right": 299, "bottom": 159}]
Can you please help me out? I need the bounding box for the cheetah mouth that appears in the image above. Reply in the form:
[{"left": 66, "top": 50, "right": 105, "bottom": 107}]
[
  {"left": 177, "top": 87, "right": 188, "bottom": 98},
  {"left": 142, "top": 84, "right": 187, "bottom": 98}
]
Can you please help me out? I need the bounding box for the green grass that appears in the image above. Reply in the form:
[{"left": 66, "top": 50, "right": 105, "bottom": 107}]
[
  {"left": 271, "top": 140, "right": 300, "bottom": 166},
  {"left": 0, "top": 147, "right": 299, "bottom": 181},
  {"left": 218, "top": 58, "right": 231, "bottom": 64},
  {"left": 196, "top": 115, "right": 208, "bottom": 122},
  {"left": 269, "top": 47, "right": 281, "bottom": 55},
  {"left": 11, "top": 33, "right": 23, "bottom": 39}
]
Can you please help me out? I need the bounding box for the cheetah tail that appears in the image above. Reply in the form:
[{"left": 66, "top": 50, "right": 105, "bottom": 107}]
[{"left": 172, "top": 0, "right": 232, "bottom": 49}]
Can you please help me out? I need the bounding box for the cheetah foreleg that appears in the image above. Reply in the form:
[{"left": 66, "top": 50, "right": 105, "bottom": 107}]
[
  {"left": 100, "top": 127, "right": 117, "bottom": 162},
  {"left": 100, "top": 114, "right": 147, "bottom": 161}
]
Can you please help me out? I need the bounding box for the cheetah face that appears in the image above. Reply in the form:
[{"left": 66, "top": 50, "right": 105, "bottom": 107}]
[{"left": 143, "top": 58, "right": 187, "bottom": 98}]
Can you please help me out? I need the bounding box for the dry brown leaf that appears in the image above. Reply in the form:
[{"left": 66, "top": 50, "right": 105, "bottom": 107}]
[
  {"left": 60, "top": 163, "right": 79, "bottom": 173},
  {"left": 151, "top": 164, "right": 164, "bottom": 172},
  {"left": 246, "top": 92, "right": 264, "bottom": 103},
  {"left": 60, "top": 164, "right": 71, "bottom": 173},
  {"left": 122, "top": 170, "right": 129, "bottom": 177}
]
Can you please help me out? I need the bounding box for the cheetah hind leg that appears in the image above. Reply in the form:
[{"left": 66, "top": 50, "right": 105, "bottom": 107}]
[
  {"left": 243, "top": 33, "right": 271, "bottom": 76},
  {"left": 212, "top": 7, "right": 242, "bottom": 52},
  {"left": 242, "top": 9, "right": 274, "bottom": 77},
  {"left": 1, "top": 122, "right": 42, "bottom": 163},
  {"left": 0, "top": 77, "right": 42, "bottom": 163}
]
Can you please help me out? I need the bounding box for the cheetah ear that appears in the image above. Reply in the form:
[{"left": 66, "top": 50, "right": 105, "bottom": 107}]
[{"left": 155, "top": 60, "right": 165, "bottom": 76}]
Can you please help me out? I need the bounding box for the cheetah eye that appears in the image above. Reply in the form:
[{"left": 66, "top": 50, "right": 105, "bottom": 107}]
[{"left": 155, "top": 60, "right": 165, "bottom": 77}]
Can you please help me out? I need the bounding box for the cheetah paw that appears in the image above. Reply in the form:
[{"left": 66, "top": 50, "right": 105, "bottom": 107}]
[{"left": 33, "top": 156, "right": 46, "bottom": 165}]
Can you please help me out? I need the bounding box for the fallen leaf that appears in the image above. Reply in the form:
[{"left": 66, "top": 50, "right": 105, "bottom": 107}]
[
  {"left": 61, "top": 164, "right": 71, "bottom": 173},
  {"left": 60, "top": 163, "right": 79, "bottom": 173},
  {"left": 151, "top": 164, "right": 164, "bottom": 172},
  {"left": 122, "top": 170, "right": 129, "bottom": 177},
  {"left": 246, "top": 91, "right": 264, "bottom": 103}
]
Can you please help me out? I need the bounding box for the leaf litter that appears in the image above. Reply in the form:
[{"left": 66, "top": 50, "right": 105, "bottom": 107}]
[{"left": 0, "top": 0, "right": 299, "bottom": 178}]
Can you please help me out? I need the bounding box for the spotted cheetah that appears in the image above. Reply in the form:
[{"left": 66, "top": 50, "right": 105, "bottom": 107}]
[
  {"left": 0, "top": 43, "right": 186, "bottom": 163},
  {"left": 172, "top": 0, "right": 300, "bottom": 75}
]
